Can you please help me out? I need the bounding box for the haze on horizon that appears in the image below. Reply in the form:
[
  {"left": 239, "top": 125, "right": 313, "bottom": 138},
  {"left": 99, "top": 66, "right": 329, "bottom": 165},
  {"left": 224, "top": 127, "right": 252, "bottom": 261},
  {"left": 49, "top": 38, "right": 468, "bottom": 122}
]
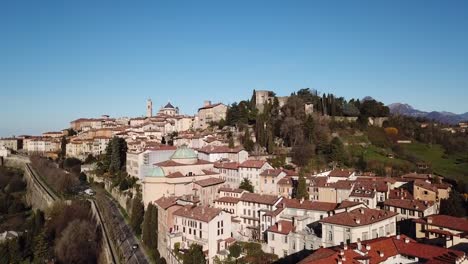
[{"left": 1, "top": 0, "right": 468, "bottom": 137}]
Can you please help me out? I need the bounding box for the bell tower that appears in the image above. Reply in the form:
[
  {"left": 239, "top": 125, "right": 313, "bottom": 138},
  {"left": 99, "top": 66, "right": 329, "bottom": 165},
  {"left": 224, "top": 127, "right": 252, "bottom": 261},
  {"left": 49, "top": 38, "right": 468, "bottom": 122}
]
[{"left": 146, "top": 98, "right": 153, "bottom": 117}]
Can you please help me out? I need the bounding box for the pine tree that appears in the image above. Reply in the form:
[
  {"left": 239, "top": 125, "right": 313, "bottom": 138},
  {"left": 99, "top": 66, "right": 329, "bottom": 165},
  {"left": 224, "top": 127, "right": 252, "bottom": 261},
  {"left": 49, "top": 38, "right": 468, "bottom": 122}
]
[
  {"left": 183, "top": 244, "right": 206, "bottom": 264},
  {"left": 296, "top": 175, "right": 309, "bottom": 200},
  {"left": 60, "top": 136, "right": 67, "bottom": 158},
  {"left": 33, "top": 231, "right": 51, "bottom": 263},
  {"left": 142, "top": 203, "right": 153, "bottom": 248},
  {"left": 130, "top": 195, "right": 145, "bottom": 235},
  {"left": 239, "top": 178, "right": 254, "bottom": 193}
]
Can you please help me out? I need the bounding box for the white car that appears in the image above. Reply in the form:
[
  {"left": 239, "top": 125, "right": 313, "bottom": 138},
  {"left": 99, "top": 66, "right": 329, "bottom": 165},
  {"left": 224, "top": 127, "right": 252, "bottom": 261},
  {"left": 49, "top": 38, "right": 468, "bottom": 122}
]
[{"left": 84, "top": 189, "right": 95, "bottom": 196}]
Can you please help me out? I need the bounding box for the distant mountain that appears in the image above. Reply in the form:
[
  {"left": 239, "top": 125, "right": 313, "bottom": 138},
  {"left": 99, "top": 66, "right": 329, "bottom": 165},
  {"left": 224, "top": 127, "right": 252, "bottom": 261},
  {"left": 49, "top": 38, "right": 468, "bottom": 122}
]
[{"left": 388, "top": 103, "right": 468, "bottom": 124}]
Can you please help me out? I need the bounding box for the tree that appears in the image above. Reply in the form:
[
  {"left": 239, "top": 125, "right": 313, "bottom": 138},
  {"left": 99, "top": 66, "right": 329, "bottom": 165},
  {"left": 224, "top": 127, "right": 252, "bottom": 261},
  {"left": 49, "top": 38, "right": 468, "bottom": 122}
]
[
  {"left": 60, "top": 136, "right": 67, "bottom": 158},
  {"left": 228, "top": 243, "right": 241, "bottom": 259},
  {"left": 183, "top": 244, "right": 206, "bottom": 264},
  {"left": 292, "top": 143, "right": 315, "bottom": 167},
  {"left": 55, "top": 219, "right": 99, "bottom": 264},
  {"left": 329, "top": 137, "right": 346, "bottom": 165},
  {"left": 296, "top": 175, "right": 309, "bottom": 200},
  {"left": 440, "top": 191, "right": 467, "bottom": 217},
  {"left": 239, "top": 178, "right": 254, "bottom": 193},
  {"left": 130, "top": 195, "right": 145, "bottom": 235},
  {"left": 33, "top": 231, "right": 51, "bottom": 263},
  {"left": 142, "top": 203, "right": 154, "bottom": 248}
]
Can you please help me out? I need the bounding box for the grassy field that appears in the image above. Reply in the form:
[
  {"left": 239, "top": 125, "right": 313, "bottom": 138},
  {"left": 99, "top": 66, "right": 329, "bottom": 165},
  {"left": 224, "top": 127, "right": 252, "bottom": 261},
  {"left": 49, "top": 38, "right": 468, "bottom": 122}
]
[{"left": 403, "top": 143, "right": 468, "bottom": 181}]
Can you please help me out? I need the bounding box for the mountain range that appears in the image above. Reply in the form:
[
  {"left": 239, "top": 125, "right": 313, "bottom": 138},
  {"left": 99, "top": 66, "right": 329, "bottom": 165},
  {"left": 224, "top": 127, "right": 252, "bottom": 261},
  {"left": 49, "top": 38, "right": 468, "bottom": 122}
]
[{"left": 387, "top": 103, "right": 468, "bottom": 125}]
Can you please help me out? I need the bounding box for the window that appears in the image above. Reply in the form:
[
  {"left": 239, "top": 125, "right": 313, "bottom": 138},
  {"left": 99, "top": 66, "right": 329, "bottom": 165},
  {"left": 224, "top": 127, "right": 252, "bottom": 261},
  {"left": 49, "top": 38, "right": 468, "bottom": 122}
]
[
  {"left": 379, "top": 227, "right": 384, "bottom": 237},
  {"left": 401, "top": 208, "right": 406, "bottom": 214},
  {"left": 284, "top": 236, "right": 288, "bottom": 243},
  {"left": 200, "top": 231, "right": 202, "bottom": 238},
  {"left": 271, "top": 233, "right": 275, "bottom": 241},
  {"left": 283, "top": 250, "right": 288, "bottom": 258},
  {"left": 372, "top": 229, "right": 378, "bottom": 238},
  {"left": 362, "top": 232, "right": 368, "bottom": 240},
  {"left": 409, "top": 210, "right": 415, "bottom": 216},
  {"left": 328, "top": 231, "right": 333, "bottom": 241},
  {"left": 271, "top": 247, "right": 275, "bottom": 254}
]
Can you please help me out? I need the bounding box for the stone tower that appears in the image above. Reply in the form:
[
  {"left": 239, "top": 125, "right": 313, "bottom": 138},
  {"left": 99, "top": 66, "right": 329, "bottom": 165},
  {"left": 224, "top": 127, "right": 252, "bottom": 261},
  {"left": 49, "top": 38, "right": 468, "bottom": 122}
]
[{"left": 146, "top": 99, "right": 153, "bottom": 117}]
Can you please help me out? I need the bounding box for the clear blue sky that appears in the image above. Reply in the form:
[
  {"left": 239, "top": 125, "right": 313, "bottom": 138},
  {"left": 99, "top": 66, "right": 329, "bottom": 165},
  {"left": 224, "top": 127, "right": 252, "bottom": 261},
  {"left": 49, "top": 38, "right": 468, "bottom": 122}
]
[{"left": 1, "top": 0, "right": 467, "bottom": 137}]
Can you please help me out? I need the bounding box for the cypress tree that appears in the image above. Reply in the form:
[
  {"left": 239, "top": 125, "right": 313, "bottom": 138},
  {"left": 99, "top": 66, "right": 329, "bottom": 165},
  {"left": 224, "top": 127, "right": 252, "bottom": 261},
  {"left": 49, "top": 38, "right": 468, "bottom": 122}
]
[
  {"left": 142, "top": 203, "right": 153, "bottom": 248},
  {"left": 296, "top": 175, "right": 309, "bottom": 200}
]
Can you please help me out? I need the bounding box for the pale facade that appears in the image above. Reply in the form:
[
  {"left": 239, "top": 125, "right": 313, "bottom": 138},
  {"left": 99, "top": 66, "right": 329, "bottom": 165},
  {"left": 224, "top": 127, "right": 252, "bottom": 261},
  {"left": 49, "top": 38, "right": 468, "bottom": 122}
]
[
  {"left": 196, "top": 102, "right": 227, "bottom": 130},
  {"left": 238, "top": 160, "right": 273, "bottom": 192}
]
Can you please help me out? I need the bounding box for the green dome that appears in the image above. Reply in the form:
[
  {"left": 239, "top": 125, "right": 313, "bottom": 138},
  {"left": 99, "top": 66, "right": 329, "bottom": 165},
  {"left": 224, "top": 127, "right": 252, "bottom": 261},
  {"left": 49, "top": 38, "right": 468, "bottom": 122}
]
[
  {"left": 147, "top": 166, "right": 165, "bottom": 177},
  {"left": 171, "top": 145, "right": 197, "bottom": 160}
]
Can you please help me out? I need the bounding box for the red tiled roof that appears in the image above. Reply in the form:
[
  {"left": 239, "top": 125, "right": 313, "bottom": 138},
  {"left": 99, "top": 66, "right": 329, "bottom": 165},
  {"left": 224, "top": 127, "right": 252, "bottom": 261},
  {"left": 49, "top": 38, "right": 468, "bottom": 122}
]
[
  {"left": 214, "top": 162, "right": 239, "bottom": 170},
  {"left": 198, "top": 103, "right": 225, "bottom": 111},
  {"left": 328, "top": 169, "right": 354, "bottom": 178},
  {"left": 239, "top": 160, "right": 267, "bottom": 169},
  {"left": 426, "top": 215, "right": 468, "bottom": 233},
  {"left": 260, "top": 169, "right": 284, "bottom": 177},
  {"left": 414, "top": 179, "right": 438, "bottom": 192},
  {"left": 384, "top": 199, "right": 433, "bottom": 212},
  {"left": 393, "top": 235, "right": 465, "bottom": 263},
  {"left": 173, "top": 205, "right": 223, "bottom": 223},
  {"left": 215, "top": 196, "right": 240, "bottom": 204},
  {"left": 165, "top": 172, "right": 185, "bottom": 178},
  {"left": 331, "top": 180, "right": 355, "bottom": 190},
  {"left": 277, "top": 176, "right": 294, "bottom": 185},
  {"left": 240, "top": 193, "right": 281, "bottom": 206},
  {"left": 388, "top": 189, "right": 414, "bottom": 200},
  {"left": 320, "top": 208, "right": 397, "bottom": 227},
  {"left": 267, "top": 220, "right": 295, "bottom": 235},
  {"left": 194, "top": 177, "right": 225, "bottom": 187},
  {"left": 153, "top": 196, "right": 179, "bottom": 210},
  {"left": 218, "top": 187, "right": 245, "bottom": 193},
  {"left": 336, "top": 200, "right": 364, "bottom": 210},
  {"left": 277, "top": 198, "right": 337, "bottom": 212}
]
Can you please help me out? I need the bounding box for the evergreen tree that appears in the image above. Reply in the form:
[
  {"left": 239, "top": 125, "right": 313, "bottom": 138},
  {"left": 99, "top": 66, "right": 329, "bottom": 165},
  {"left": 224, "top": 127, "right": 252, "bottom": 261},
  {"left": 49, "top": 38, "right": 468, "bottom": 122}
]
[
  {"left": 329, "top": 137, "right": 346, "bottom": 165},
  {"left": 33, "top": 231, "right": 51, "bottom": 263},
  {"left": 440, "top": 191, "right": 467, "bottom": 217},
  {"left": 130, "top": 194, "right": 145, "bottom": 235},
  {"left": 183, "top": 244, "right": 206, "bottom": 264},
  {"left": 239, "top": 178, "right": 254, "bottom": 193},
  {"left": 228, "top": 243, "right": 241, "bottom": 259},
  {"left": 60, "top": 136, "right": 67, "bottom": 158},
  {"left": 142, "top": 203, "right": 153, "bottom": 248},
  {"left": 296, "top": 175, "right": 309, "bottom": 200}
]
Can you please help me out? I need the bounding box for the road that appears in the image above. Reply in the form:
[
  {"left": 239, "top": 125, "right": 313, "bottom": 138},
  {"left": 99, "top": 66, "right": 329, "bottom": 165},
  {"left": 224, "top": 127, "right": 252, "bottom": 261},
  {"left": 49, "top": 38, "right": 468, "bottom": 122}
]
[{"left": 95, "top": 188, "right": 151, "bottom": 264}]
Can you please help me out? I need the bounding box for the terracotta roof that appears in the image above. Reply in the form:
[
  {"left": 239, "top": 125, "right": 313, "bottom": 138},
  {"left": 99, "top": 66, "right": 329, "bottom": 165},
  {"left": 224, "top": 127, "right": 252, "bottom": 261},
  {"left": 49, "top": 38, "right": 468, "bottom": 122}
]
[
  {"left": 414, "top": 179, "right": 438, "bottom": 192},
  {"left": 173, "top": 205, "right": 223, "bottom": 223},
  {"left": 277, "top": 198, "right": 337, "bottom": 212},
  {"left": 349, "top": 186, "right": 376, "bottom": 198},
  {"left": 336, "top": 200, "right": 364, "bottom": 210},
  {"left": 194, "top": 177, "right": 225, "bottom": 187},
  {"left": 267, "top": 220, "right": 295, "bottom": 235},
  {"left": 328, "top": 169, "right": 354, "bottom": 178},
  {"left": 425, "top": 215, "right": 468, "bottom": 233},
  {"left": 388, "top": 189, "right": 414, "bottom": 200},
  {"left": 240, "top": 193, "right": 281, "bottom": 206},
  {"left": 331, "top": 180, "right": 355, "bottom": 190},
  {"left": 260, "top": 169, "right": 284, "bottom": 177},
  {"left": 154, "top": 196, "right": 179, "bottom": 210},
  {"left": 214, "top": 162, "right": 239, "bottom": 170},
  {"left": 320, "top": 208, "right": 397, "bottom": 227},
  {"left": 198, "top": 145, "right": 244, "bottom": 154},
  {"left": 299, "top": 235, "right": 465, "bottom": 264},
  {"left": 354, "top": 180, "right": 388, "bottom": 192},
  {"left": 165, "top": 172, "right": 185, "bottom": 178},
  {"left": 239, "top": 160, "right": 268, "bottom": 169},
  {"left": 277, "top": 176, "right": 294, "bottom": 185},
  {"left": 219, "top": 187, "right": 245, "bottom": 193},
  {"left": 198, "top": 103, "right": 224, "bottom": 111},
  {"left": 384, "top": 199, "right": 433, "bottom": 212},
  {"left": 215, "top": 197, "right": 240, "bottom": 204}
]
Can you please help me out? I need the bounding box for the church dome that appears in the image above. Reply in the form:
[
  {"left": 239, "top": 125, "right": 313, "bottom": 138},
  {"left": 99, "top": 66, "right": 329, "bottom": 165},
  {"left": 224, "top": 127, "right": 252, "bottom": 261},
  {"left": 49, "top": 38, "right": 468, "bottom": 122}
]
[
  {"left": 146, "top": 166, "right": 165, "bottom": 177},
  {"left": 171, "top": 145, "right": 198, "bottom": 164}
]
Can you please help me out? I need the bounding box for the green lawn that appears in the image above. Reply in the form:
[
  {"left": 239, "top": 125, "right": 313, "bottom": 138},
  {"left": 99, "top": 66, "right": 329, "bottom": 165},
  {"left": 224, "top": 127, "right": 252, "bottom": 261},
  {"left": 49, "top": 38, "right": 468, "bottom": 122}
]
[{"left": 403, "top": 143, "right": 468, "bottom": 181}]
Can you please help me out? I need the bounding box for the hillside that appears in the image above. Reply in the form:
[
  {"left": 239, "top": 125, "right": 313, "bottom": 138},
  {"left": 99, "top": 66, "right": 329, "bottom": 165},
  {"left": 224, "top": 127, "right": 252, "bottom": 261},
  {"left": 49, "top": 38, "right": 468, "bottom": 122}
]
[{"left": 388, "top": 103, "right": 468, "bottom": 124}]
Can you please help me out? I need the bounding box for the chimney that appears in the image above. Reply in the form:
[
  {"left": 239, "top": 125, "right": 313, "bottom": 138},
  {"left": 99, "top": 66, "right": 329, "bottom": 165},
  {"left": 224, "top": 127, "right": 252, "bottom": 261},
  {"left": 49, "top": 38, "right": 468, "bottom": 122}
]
[
  {"left": 366, "top": 244, "right": 371, "bottom": 251},
  {"left": 278, "top": 222, "right": 282, "bottom": 232},
  {"left": 357, "top": 239, "right": 362, "bottom": 251},
  {"left": 204, "top": 100, "right": 212, "bottom": 107},
  {"left": 340, "top": 249, "right": 344, "bottom": 256},
  {"left": 300, "top": 198, "right": 304, "bottom": 204},
  {"left": 355, "top": 218, "right": 361, "bottom": 224},
  {"left": 404, "top": 238, "right": 410, "bottom": 244},
  {"left": 427, "top": 217, "right": 433, "bottom": 224},
  {"left": 379, "top": 252, "right": 384, "bottom": 258},
  {"left": 396, "top": 234, "right": 400, "bottom": 240},
  {"left": 344, "top": 244, "right": 348, "bottom": 250}
]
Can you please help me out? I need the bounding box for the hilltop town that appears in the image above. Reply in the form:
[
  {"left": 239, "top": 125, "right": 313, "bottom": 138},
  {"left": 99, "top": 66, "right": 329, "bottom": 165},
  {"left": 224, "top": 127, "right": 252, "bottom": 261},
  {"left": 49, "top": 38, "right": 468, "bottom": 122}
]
[{"left": 1, "top": 89, "right": 467, "bottom": 264}]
